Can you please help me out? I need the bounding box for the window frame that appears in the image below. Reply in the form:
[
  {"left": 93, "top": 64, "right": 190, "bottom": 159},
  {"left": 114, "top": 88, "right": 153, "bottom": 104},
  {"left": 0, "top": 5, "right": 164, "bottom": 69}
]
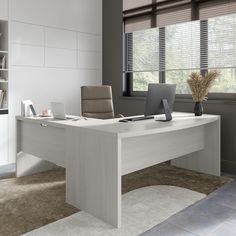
[{"left": 123, "top": 17, "right": 236, "bottom": 100}]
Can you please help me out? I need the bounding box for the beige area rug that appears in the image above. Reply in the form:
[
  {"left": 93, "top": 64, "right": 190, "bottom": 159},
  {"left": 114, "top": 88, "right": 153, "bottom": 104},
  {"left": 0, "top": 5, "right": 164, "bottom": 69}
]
[
  {"left": 23, "top": 185, "right": 206, "bottom": 236},
  {"left": 0, "top": 164, "right": 230, "bottom": 236}
]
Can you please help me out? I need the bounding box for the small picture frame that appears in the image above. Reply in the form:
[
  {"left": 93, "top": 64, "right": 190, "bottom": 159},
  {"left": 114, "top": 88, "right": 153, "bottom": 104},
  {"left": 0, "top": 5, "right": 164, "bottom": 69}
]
[{"left": 21, "top": 100, "right": 36, "bottom": 117}]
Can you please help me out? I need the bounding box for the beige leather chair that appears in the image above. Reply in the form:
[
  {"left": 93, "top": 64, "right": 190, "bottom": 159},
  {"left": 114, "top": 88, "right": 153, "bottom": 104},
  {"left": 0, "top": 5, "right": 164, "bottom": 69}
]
[{"left": 81, "top": 86, "right": 122, "bottom": 119}]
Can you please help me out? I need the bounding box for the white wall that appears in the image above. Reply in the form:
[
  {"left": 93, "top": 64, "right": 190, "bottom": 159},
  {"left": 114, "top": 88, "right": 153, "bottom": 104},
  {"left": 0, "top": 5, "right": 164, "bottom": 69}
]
[
  {"left": 6, "top": 0, "right": 102, "bottom": 163},
  {"left": 0, "top": 0, "right": 8, "bottom": 20}
]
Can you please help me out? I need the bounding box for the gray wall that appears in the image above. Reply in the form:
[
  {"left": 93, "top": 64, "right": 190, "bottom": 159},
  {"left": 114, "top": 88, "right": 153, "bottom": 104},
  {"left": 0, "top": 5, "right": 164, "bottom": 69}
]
[{"left": 103, "top": 0, "right": 236, "bottom": 174}]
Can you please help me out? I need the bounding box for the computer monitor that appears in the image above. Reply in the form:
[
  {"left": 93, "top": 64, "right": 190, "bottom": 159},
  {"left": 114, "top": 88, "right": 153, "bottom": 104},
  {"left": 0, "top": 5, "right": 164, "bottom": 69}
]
[
  {"left": 119, "top": 83, "right": 176, "bottom": 122},
  {"left": 145, "top": 83, "right": 176, "bottom": 121}
]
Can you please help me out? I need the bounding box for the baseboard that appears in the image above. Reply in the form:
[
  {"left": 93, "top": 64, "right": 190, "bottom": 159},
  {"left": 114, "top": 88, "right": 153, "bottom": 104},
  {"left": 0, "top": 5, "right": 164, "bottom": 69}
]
[
  {"left": 0, "top": 162, "right": 15, "bottom": 169},
  {"left": 0, "top": 162, "right": 16, "bottom": 177},
  {"left": 222, "top": 159, "right": 236, "bottom": 175}
]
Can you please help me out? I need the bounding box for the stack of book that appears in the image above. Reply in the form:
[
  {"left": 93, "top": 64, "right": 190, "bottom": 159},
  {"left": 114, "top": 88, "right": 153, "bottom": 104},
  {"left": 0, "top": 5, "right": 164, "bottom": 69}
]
[
  {"left": 0, "top": 89, "right": 6, "bottom": 108},
  {"left": 0, "top": 56, "right": 6, "bottom": 69}
]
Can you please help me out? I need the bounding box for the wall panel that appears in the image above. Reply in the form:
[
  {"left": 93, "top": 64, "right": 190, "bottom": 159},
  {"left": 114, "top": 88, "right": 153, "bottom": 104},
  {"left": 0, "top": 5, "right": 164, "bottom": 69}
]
[
  {"left": 0, "top": 0, "right": 8, "bottom": 20},
  {"left": 7, "top": 0, "right": 102, "bottom": 164}
]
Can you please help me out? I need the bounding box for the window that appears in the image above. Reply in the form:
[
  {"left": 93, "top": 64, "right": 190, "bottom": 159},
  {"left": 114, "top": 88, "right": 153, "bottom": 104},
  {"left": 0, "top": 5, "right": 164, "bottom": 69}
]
[
  {"left": 129, "top": 28, "right": 159, "bottom": 91},
  {"left": 165, "top": 21, "right": 200, "bottom": 94},
  {"left": 132, "top": 29, "right": 159, "bottom": 72},
  {"left": 208, "top": 14, "right": 236, "bottom": 93},
  {"left": 133, "top": 72, "right": 159, "bottom": 91},
  {"left": 124, "top": 13, "right": 236, "bottom": 96}
]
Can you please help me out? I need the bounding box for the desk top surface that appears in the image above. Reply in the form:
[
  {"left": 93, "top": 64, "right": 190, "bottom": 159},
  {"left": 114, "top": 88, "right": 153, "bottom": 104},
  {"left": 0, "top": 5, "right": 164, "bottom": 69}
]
[{"left": 16, "top": 112, "right": 220, "bottom": 138}]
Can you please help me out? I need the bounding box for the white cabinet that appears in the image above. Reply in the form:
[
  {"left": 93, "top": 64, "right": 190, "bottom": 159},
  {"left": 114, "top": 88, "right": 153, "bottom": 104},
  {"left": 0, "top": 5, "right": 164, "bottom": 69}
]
[
  {"left": 0, "top": 0, "right": 8, "bottom": 20},
  {"left": 0, "top": 114, "right": 8, "bottom": 164}
]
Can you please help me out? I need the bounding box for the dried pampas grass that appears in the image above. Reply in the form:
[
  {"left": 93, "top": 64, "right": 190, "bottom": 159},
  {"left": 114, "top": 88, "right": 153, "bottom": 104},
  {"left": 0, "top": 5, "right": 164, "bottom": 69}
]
[{"left": 187, "top": 71, "right": 219, "bottom": 102}]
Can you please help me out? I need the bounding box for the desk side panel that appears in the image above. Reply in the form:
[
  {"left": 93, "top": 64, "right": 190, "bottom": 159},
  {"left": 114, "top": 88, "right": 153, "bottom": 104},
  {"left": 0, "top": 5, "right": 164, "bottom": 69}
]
[
  {"left": 16, "top": 120, "right": 60, "bottom": 177},
  {"left": 172, "top": 119, "right": 221, "bottom": 176},
  {"left": 66, "top": 127, "right": 121, "bottom": 228},
  {"left": 19, "top": 121, "right": 66, "bottom": 167},
  {"left": 122, "top": 126, "right": 204, "bottom": 176}
]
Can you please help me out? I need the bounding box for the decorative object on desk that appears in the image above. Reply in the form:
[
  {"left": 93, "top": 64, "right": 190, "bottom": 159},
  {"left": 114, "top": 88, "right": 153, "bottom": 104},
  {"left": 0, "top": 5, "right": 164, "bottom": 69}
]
[
  {"left": 41, "top": 109, "right": 52, "bottom": 117},
  {"left": 187, "top": 70, "right": 219, "bottom": 116},
  {"left": 21, "top": 100, "right": 35, "bottom": 117},
  {"left": 194, "top": 101, "right": 203, "bottom": 116}
]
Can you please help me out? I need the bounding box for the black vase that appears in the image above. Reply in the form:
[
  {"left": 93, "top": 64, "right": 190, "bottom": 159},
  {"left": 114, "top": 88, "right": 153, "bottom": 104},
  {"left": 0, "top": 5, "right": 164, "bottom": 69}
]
[{"left": 194, "top": 102, "right": 203, "bottom": 116}]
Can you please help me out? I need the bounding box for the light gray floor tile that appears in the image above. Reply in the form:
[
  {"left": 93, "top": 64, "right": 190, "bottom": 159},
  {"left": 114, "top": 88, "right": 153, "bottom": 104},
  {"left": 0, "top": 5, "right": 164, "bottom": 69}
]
[
  {"left": 208, "top": 192, "right": 236, "bottom": 210},
  {"left": 142, "top": 177, "right": 236, "bottom": 236},
  {"left": 141, "top": 222, "right": 196, "bottom": 236},
  {"left": 220, "top": 181, "right": 236, "bottom": 196},
  {"left": 187, "top": 200, "right": 236, "bottom": 221},
  {"left": 208, "top": 222, "right": 236, "bottom": 236},
  {"left": 168, "top": 211, "right": 223, "bottom": 236}
]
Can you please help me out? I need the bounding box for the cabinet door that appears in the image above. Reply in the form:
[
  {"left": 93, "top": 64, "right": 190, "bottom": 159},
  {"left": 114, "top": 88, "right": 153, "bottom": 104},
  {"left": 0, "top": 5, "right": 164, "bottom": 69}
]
[
  {"left": 0, "top": 114, "right": 8, "bottom": 164},
  {"left": 0, "top": 0, "right": 8, "bottom": 20}
]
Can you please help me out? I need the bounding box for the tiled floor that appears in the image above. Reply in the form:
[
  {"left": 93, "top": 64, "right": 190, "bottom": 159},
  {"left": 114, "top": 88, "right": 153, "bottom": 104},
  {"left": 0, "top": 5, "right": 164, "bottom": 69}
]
[{"left": 141, "top": 178, "right": 236, "bottom": 236}]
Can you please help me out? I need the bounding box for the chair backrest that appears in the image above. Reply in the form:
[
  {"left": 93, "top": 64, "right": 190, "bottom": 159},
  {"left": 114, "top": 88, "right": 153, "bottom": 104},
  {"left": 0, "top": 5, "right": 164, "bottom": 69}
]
[{"left": 81, "top": 86, "right": 115, "bottom": 119}]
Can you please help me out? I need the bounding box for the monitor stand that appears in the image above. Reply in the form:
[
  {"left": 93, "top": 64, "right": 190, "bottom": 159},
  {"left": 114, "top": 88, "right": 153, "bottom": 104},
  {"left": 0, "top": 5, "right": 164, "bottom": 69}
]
[
  {"left": 157, "top": 99, "right": 172, "bottom": 122},
  {"left": 119, "top": 99, "right": 172, "bottom": 123}
]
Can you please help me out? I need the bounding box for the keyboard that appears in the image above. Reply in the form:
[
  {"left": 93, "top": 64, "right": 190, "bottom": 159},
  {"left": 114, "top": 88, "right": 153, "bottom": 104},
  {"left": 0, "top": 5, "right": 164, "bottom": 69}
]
[{"left": 119, "top": 116, "right": 154, "bottom": 122}]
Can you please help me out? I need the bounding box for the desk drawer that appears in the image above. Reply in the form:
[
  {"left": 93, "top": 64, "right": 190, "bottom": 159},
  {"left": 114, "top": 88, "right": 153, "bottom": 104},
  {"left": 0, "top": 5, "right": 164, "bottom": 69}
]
[{"left": 19, "top": 121, "right": 65, "bottom": 167}]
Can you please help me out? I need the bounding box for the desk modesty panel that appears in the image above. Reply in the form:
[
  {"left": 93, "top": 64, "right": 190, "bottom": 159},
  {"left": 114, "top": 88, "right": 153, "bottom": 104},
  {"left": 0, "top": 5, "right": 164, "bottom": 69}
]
[{"left": 16, "top": 113, "right": 221, "bottom": 228}]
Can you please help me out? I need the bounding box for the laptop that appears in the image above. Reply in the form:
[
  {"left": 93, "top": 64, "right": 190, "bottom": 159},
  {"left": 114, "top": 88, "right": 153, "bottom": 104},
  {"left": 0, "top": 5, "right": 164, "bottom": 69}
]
[{"left": 51, "top": 102, "right": 71, "bottom": 120}]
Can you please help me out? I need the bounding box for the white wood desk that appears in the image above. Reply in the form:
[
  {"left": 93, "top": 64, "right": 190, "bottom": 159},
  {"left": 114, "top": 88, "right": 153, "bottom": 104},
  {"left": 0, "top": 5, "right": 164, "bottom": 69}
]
[{"left": 16, "top": 112, "right": 221, "bottom": 228}]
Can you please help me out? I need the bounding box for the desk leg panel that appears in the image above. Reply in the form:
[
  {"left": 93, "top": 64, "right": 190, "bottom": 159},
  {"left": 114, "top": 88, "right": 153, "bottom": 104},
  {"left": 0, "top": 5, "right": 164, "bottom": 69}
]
[
  {"left": 16, "top": 120, "right": 57, "bottom": 177},
  {"left": 172, "top": 119, "right": 221, "bottom": 176},
  {"left": 66, "top": 128, "right": 121, "bottom": 228}
]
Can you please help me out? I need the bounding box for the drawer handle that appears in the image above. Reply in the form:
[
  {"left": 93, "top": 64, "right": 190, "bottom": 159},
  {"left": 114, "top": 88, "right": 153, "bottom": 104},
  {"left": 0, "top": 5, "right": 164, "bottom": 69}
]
[{"left": 40, "top": 123, "right": 48, "bottom": 127}]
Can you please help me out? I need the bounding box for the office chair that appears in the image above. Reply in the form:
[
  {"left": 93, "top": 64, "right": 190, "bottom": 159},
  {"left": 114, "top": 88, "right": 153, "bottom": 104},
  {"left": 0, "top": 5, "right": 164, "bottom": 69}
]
[{"left": 81, "top": 86, "right": 123, "bottom": 119}]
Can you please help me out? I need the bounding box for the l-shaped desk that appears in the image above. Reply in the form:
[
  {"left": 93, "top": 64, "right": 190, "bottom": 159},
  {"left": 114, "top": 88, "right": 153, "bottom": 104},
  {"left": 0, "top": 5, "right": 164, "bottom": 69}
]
[{"left": 16, "top": 112, "right": 220, "bottom": 228}]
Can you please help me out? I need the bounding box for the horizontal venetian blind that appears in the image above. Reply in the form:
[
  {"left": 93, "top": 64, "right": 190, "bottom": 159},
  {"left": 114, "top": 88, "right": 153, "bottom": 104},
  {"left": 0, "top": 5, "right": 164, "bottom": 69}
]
[
  {"left": 123, "top": 0, "right": 153, "bottom": 33},
  {"left": 123, "top": 0, "right": 192, "bottom": 32},
  {"left": 127, "top": 28, "right": 159, "bottom": 72},
  {"left": 208, "top": 13, "right": 236, "bottom": 69},
  {"left": 125, "top": 15, "right": 152, "bottom": 33},
  {"left": 199, "top": 0, "right": 236, "bottom": 20},
  {"left": 126, "top": 33, "right": 133, "bottom": 71},
  {"left": 123, "top": 0, "right": 152, "bottom": 11},
  {"left": 156, "top": 5, "right": 191, "bottom": 28},
  {"left": 165, "top": 20, "right": 200, "bottom": 71}
]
